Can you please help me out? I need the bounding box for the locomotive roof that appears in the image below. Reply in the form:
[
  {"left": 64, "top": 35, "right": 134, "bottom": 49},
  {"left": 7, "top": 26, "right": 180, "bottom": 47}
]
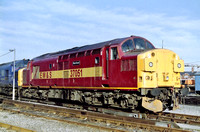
[
  {"left": 33, "top": 36, "right": 129, "bottom": 61},
  {"left": 0, "top": 62, "right": 11, "bottom": 66},
  {"left": 0, "top": 59, "right": 29, "bottom": 67}
]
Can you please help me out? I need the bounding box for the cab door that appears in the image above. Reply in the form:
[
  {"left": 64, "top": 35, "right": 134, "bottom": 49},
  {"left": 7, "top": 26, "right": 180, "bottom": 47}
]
[
  {"left": 109, "top": 46, "right": 120, "bottom": 86},
  {"left": 102, "top": 46, "right": 109, "bottom": 86},
  {"left": 102, "top": 46, "right": 120, "bottom": 87}
]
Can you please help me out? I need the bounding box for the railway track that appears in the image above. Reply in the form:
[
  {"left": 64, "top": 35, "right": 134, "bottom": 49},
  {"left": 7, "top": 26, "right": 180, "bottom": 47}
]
[
  {"left": 0, "top": 122, "right": 35, "bottom": 132},
  {"left": 0, "top": 99, "right": 193, "bottom": 132},
  {"left": 147, "top": 112, "right": 200, "bottom": 126},
  {"left": 19, "top": 97, "right": 200, "bottom": 126}
]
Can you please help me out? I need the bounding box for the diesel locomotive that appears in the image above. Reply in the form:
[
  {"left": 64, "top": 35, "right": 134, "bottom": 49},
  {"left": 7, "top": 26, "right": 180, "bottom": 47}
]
[{"left": 18, "top": 35, "right": 185, "bottom": 112}]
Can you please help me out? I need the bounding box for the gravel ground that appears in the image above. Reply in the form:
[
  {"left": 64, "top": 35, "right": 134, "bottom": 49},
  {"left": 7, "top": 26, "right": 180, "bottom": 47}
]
[
  {"left": 0, "top": 110, "right": 106, "bottom": 132},
  {"left": 164, "top": 104, "right": 200, "bottom": 131},
  {"left": 164, "top": 104, "right": 200, "bottom": 116}
]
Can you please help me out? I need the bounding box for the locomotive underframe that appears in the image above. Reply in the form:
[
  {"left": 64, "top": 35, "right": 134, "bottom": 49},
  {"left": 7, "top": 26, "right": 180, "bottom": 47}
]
[
  {"left": 16, "top": 87, "right": 180, "bottom": 112},
  {"left": 0, "top": 86, "right": 15, "bottom": 96},
  {"left": 0, "top": 85, "right": 182, "bottom": 112}
]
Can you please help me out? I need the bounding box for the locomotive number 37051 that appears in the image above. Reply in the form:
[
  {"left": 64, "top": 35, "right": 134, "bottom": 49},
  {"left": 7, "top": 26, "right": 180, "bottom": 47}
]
[{"left": 70, "top": 69, "right": 83, "bottom": 78}]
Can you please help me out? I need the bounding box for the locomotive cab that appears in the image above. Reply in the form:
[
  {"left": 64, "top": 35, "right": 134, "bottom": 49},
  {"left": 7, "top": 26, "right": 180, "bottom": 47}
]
[
  {"left": 102, "top": 36, "right": 185, "bottom": 112},
  {"left": 115, "top": 37, "right": 184, "bottom": 112}
]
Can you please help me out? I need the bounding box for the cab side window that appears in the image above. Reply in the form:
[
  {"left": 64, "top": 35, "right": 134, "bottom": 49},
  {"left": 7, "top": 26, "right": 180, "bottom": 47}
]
[{"left": 111, "top": 47, "right": 119, "bottom": 60}]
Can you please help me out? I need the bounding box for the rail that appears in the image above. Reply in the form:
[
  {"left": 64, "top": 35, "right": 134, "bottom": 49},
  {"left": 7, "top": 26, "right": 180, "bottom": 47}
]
[{"left": 146, "top": 112, "right": 200, "bottom": 126}]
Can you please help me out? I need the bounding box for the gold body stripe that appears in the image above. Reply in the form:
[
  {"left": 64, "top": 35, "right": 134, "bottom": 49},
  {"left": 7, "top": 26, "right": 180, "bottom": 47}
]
[{"left": 35, "top": 66, "right": 102, "bottom": 79}]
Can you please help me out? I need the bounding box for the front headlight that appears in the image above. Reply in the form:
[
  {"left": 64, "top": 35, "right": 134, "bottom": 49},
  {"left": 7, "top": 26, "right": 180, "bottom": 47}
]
[
  {"left": 174, "top": 60, "right": 184, "bottom": 72},
  {"left": 144, "top": 58, "right": 156, "bottom": 71},
  {"left": 177, "top": 63, "right": 181, "bottom": 68},
  {"left": 149, "top": 62, "right": 153, "bottom": 67}
]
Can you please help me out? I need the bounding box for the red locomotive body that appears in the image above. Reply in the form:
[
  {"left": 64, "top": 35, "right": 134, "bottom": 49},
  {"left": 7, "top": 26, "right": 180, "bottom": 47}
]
[
  {"left": 20, "top": 35, "right": 185, "bottom": 112},
  {"left": 25, "top": 36, "right": 140, "bottom": 90}
]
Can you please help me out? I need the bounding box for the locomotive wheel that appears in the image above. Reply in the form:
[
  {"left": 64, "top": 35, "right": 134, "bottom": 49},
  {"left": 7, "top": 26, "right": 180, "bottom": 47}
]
[{"left": 120, "top": 99, "right": 128, "bottom": 108}]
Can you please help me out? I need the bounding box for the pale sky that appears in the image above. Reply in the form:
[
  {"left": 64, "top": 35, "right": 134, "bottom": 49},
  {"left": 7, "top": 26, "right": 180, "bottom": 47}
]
[{"left": 0, "top": 0, "right": 200, "bottom": 68}]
